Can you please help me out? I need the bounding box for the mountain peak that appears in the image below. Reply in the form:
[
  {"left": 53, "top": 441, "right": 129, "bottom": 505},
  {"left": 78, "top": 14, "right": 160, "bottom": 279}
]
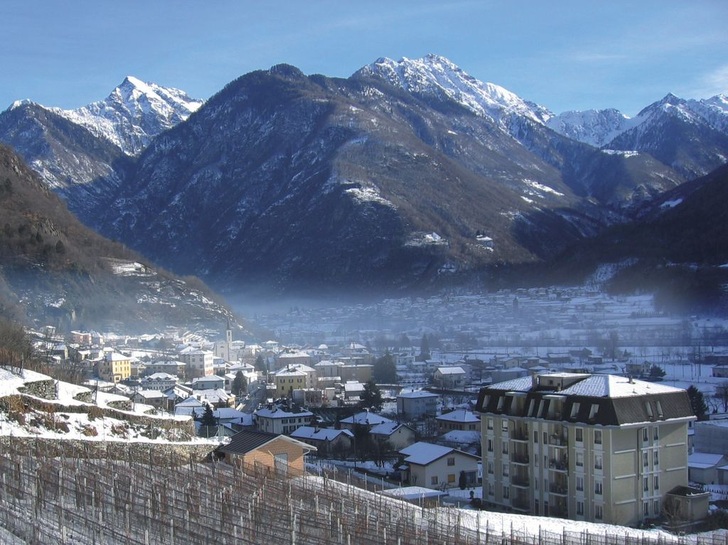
[{"left": 354, "top": 54, "right": 551, "bottom": 126}]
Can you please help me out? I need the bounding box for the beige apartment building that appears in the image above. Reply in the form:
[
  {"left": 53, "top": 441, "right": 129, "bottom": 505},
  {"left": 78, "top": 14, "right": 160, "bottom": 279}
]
[{"left": 475, "top": 373, "right": 695, "bottom": 526}]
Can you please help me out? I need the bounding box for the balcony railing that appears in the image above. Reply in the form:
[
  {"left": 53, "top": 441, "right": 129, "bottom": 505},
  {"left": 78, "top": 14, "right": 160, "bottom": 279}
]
[
  {"left": 511, "top": 430, "right": 529, "bottom": 441},
  {"left": 549, "top": 484, "right": 568, "bottom": 496},
  {"left": 548, "top": 434, "right": 568, "bottom": 446},
  {"left": 511, "top": 476, "right": 530, "bottom": 487},
  {"left": 548, "top": 458, "right": 568, "bottom": 472},
  {"left": 511, "top": 454, "right": 530, "bottom": 465}
]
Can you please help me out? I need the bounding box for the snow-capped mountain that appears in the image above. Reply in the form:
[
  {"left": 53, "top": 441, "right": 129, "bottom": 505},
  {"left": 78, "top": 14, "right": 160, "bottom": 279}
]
[
  {"left": 0, "top": 77, "right": 202, "bottom": 217},
  {"left": 546, "top": 108, "right": 643, "bottom": 148},
  {"left": 355, "top": 54, "right": 552, "bottom": 129},
  {"left": 52, "top": 76, "right": 203, "bottom": 156},
  {"left": 1, "top": 55, "right": 726, "bottom": 296}
]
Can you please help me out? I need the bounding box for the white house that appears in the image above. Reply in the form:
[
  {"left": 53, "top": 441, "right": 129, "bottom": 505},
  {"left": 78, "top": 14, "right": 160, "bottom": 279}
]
[{"left": 399, "top": 441, "right": 480, "bottom": 490}]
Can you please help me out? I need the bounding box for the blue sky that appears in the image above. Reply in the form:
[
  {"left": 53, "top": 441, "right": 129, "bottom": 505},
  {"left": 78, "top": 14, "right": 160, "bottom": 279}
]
[{"left": 1, "top": 1, "right": 726, "bottom": 116}]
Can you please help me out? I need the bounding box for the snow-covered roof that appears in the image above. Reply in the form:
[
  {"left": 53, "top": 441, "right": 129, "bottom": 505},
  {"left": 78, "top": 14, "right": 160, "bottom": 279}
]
[
  {"left": 436, "top": 409, "right": 479, "bottom": 423},
  {"left": 688, "top": 452, "right": 726, "bottom": 469},
  {"left": 400, "top": 441, "right": 455, "bottom": 465},
  {"left": 379, "top": 486, "right": 447, "bottom": 500},
  {"left": 397, "top": 390, "right": 439, "bottom": 399},
  {"left": 436, "top": 366, "right": 465, "bottom": 375},
  {"left": 340, "top": 411, "right": 393, "bottom": 426},
  {"left": 370, "top": 422, "right": 409, "bottom": 436},
  {"left": 255, "top": 407, "right": 314, "bottom": 419},
  {"left": 439, "top": 430, "right": 481, "bottom": 444},
  {"left": 290, "top": 426, "right": 353, "bottom": 441}
]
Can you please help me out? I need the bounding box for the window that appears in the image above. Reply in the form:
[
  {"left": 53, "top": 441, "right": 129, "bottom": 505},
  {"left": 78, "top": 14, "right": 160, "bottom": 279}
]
[
  {"left": 577, "top": 501, "right": 584, "bottom": 516},
  {"left": 594, "top": 430, "right": 602, "bottom": 445},
  {"left": 643, "top": 452, "right": 649, "bottom": 467},
  {"left": 487, "top": 439, "right": 493, "bottom": 452},
  {"left": 497, "top": 397, "right": 504, "bottom": 411},
  {"left": 589, "top": 404, "right": 599, "bottom": 420},
  {"left": 642, "top": 428, "right": 649, "bottom": 442},
  {"left": 595, "top": 481, "right": 603, "bottom": 495},
  {"left": 644, "top": 502, "right": 649, "bottom": 516},
  {"left": 431, "top": 476, "right": 439, "bottom": 486},
  {"left": 488, "top": 483, "right": 494, "bottom": 496},
  {"left": 645, "top": 402, "right": 653, "bottom": 418},
  {"left": 595, "top": 504, "right": 603, "bottom": 520},
  {"left": 643, "top": 477, "right": 649, "bottom": 492},
  {"left": 575, "top": 428, "right": 583, "bottom": 442},
  {"left": 487, "top": 418, "right": 493, "bottom": 430},
  {"left": 656, "top": 401, "right": 663, "bottom": 418},
  {"left": 576, "top": 452, "right": 584, "bottom": 467},
  {"left": 501, "top": 420, "right": 509, "bottom": 432},
  {"left": 503, "top": 464, "right": 509, "bottom": 477},
  {"left": 654, "top": 476, "right": 659, "bottom": 490},
  {"left": 576, "top": 476, "right": 584, "bottom": 492},
  {"left": 654, "top": 500, "right": 660, "bottom": 515},
  {"left": 653, "top": 426, "right": 659, "bottom": 441},
  {"left": 447, "top": 457, "right": 455, "bottom": 466},
  {"left": 502, "top": 443, "right": 509, "bottom": 455},
  {"left": 503, "top": 486, "right": 510, "bottom": 499},
  {"left": 448, "top": 474, "right": 456, "bottom": 483},
  {"left": 487, "top": 462, "right": 494, "bottom": 474},
  {"left": 594, "top": 455, "right": 603, "bottom": 470},
  {"left": 534, "top": 431, "right": 538, "bottom": 443},
  {"left": 570, "top": 402, "right": 580, "bottom": 419},
  {"left": 654, "top": 450, "right": 659, "bottom": 466}
]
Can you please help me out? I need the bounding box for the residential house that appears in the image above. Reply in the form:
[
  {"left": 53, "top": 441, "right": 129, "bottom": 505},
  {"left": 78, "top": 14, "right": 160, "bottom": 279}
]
[
  {"left": 255, "top": 405, "right": 315, "bottom": 435},
  {"left": 476, "top": 372, "right": 696, "bottom": 526},
  {"left": 399, "top": 442, "right": 480, "bottom": 490},
  {"left": 145, "top": 360, "right": 187, "bottom": 378},
  {"left": 216, "top": 429, "right": 316, "bottom": 476},
  {"left": 436, "top": 409, "right": 480, "bottom": 434},
  {"left": 290, "top": 426, "right": 354, "bottom": 458},
  {"left": 396, "top": 390, "right": 439, "bottom": 420},
  {"left": 131, "top": 389, "right": 167, "bottom": 410},
  {"left": 274, "top": 364, "right": 316, "bottom": 398},
  {"left": 191, "top": 375, "right": 225, "bottom": 391},
  {"left": 339, "top": 411, "right": 393, "bottom": 432},
  {"left": 369, "top": 422, "right": 417, "bottom": 451},
  {"left": 178, "top": 347, "right": 214, "bottom": 379},
  {"left": 688, "top": 452, "right": 726, "bottom": 485},
  {"left": 433, "top": 366, "right": 466, "bottom": 389},
  {"left": 140, "top": 372, "right": 178, "bottom": 392},
  {"left": 174, "top": 396, "right": 204, "bottom": 418},
  {"left": 95, "top": 351, "right": 132, "bottom": 383}
]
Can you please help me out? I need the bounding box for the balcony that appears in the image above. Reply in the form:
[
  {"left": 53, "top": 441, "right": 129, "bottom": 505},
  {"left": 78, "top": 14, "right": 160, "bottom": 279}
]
[
  {"left": 511, "top": 498, "right": 530, "bottom": 512},
  {"left": 511, "top": 476, "right": 530, "bottom": 488},
  {"left": 548, "top": 458, "right": 568, "bottom": 472},
  {"left": 549, "top": 484, "right": 568, "bottom": 496},
  {"left": 511, "top": 429, "right": 529, "bottom": 442},
  {"left": 548, "top": 434, "right": 568, "bottom": 447},
  {"left": 511, "top": 453, "right": 530, "bottom": 465}
]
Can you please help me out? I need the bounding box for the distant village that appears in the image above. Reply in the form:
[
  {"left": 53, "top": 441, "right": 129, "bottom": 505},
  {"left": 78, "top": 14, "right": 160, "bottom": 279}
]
[{"left": 24, "top": 292, "right": 728, "bottom": 534}]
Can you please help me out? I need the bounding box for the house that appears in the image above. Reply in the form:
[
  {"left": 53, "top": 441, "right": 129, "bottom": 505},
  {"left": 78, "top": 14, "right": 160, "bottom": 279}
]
[
  {"left": 174, "top": 395, "right": 204, "bottom": 418},
  {"left": 433, "top": 366, "right": 466, "bottom": 389},
  {"left": 196, "top": 388, "right": 233, "bottom": 408},
  {"left": 339, "top": 410, "right": 393, "bottom": 432},
  {"left": 273, "top": 364, "right": 316, "bottom": 398},
  {"left": 140, "top": 372, "right": 178, "bottom": 391},
  {"left": 178, "top": 347, "right": 214, "bottom": 379},
  {"left": 216, "top": 429, "right": 316, "bottom": 476},
  {"left": 343, "top": 381, "right": 365, "bottom": 402},
  {"left": 191, "top": 375, "right": 225, "bottom": 391},
  {"left": 255, "top": 405, "right": 315, "bottom": 435},
  {"left": 436, "top": 409, "right": 480, "bottom": 434},
  {"left": 131, "top": 389, "right": 167, "bottom": 410},
  {"left": 688, "top": 452, "right": 726, "bottom": 485},
  {"left": 369, "top": 422, "right": 416, "bottom": 451},
  {"left": 476, "top": 372, "right": 696, "bottom": 526},
  {"left": 290, "top": 426, "right": 354, "bottom": 457},
  {"left": 95, "top": 351, "right": 132, "bottom": 383},
  {"left": 398, "top": 441, "right": 480, "bottom": 490},
  {"left": 396, "top": 390, "right": 439, "bottom": 420}
]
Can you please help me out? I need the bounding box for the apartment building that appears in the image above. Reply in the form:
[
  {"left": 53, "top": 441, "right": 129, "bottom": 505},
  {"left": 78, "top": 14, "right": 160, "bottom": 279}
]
[{"left": 475, "top": 372, "right": 695, "bottom": 526}]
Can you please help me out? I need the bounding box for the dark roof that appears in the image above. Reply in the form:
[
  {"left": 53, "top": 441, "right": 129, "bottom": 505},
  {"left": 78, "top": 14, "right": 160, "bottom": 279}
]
[{"left": 475, "top": 373, "right": 695, "bottom": 426}]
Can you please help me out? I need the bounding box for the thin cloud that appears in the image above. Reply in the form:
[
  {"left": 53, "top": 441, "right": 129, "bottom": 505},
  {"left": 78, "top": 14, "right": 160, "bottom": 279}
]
[{"left": 683, "top": 64, "right": 728, "bottom": 99}]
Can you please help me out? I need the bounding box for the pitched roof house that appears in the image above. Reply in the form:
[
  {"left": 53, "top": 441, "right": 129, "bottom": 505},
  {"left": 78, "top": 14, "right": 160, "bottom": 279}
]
[{"left": 216, "top": 429, "right": 316, "bottom": 476}]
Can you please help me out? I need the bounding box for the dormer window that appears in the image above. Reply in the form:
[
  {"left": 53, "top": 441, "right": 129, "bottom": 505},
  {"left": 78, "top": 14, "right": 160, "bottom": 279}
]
[
  {"left": 570, "top": 402, "right": 580, "bottom": 419},
  {"left": 588, "top": 404, "right": 599, "bottom": 421}
]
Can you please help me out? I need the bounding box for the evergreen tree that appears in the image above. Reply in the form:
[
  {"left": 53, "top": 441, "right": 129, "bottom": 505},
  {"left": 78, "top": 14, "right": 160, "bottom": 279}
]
[
  {"left": 419, "top": 334, "right": 431, "bottom": 361},
  {"left": 373, "top": 351, "right": 397, "bottom": 384},
  {"left": 231, "top": 370, "right": 247, "bottom": 397},
  {"left": 200, "top": 403, "right": 217, "bottom": 427},
  {"left": 359, "top": 380, "right": 383, "bottom": 412},
  {"left": 687, "top": 385, "right": 709, "bottom": 421}
]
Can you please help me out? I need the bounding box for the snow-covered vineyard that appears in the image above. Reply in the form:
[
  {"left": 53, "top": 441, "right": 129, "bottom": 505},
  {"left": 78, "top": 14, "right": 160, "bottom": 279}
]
[{"left": 1, "top": 439, "right": 727, "bottom": 545}]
